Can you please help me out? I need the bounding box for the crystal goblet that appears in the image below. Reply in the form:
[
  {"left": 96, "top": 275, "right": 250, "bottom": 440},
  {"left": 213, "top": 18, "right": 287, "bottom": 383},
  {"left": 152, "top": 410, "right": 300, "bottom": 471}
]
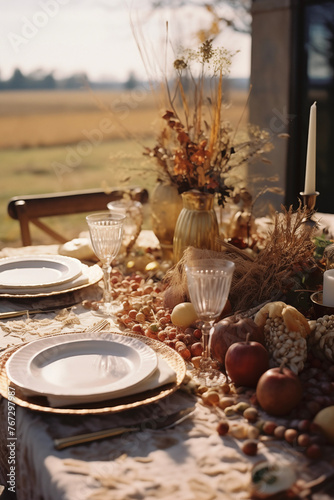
[
  {"left": 86, "top": 212, "right": 126, "bottom": 316},
  {"left": 107, "top": 199, "right": 143, "bottom": 263},
  {"left": 185, "top": 258, "right": 235, "bottom": 384}
]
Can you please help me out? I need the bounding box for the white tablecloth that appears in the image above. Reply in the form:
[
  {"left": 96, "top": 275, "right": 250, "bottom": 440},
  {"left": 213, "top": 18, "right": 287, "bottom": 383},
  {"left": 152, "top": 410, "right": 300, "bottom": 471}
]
[{"left": 0, "top": 236, "right": 334, "bottom": 500}]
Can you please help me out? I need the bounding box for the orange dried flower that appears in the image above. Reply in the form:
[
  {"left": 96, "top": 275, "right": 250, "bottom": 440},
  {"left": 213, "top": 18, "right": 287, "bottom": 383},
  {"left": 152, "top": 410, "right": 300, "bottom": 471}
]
[
  {"left": 144, "top": 39, "right": 274, "bottom": 206},
  {"left": 177, "top": 131, "right": 191, "bottom": 145}
]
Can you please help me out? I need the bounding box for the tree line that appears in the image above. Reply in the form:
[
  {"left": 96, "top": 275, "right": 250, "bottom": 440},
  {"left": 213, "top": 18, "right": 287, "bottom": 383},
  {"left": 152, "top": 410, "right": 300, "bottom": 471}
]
[{"left": 0, "top": 68, "right": 139, "bottom": 91}]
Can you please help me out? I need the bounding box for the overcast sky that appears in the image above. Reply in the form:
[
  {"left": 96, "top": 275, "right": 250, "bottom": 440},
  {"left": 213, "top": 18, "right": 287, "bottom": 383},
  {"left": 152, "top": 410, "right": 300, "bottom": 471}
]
[{"left": 0, "top": 0, "right": 251, "bottom": 82}]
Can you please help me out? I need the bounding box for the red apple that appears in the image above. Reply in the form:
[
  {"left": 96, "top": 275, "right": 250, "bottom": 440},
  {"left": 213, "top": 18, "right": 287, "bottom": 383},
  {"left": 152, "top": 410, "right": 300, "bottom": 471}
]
[
  {"left": 224, "top": 337, "right": 269, "bottom": 387},
  {"left": 210, "top": 316, "right": 264, "bottom": 366},
  {"left": 256, "top": 367, "right": 303, "bottom": 417}
]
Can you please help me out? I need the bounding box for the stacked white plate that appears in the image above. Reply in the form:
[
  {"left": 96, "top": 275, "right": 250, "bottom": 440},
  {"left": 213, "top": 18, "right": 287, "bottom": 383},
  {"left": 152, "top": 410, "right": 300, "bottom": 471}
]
[
  {"left": 6, "top": 332, "right": 176, "bottom": 407},
  {"left": 0, "top": 255, "right": 90, "bottom": 295}
]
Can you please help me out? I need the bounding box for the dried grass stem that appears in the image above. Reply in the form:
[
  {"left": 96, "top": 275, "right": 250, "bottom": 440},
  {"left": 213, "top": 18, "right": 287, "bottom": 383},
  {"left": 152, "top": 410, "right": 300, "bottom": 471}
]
[{"left": 164, "top": 205, "right": 317, "bottom": 313}]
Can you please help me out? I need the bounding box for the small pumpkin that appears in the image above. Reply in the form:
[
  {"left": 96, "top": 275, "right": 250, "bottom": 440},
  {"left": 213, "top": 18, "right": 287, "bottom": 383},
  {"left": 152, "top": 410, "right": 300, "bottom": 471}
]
[{"left": 210, "top": 315, "right": 264, "bottom": 366}]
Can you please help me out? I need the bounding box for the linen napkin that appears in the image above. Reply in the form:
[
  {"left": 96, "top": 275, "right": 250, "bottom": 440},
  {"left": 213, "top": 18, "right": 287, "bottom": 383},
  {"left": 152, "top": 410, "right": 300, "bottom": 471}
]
[{"left": 58, "top": 238, "right": 96, "bottom": 261}]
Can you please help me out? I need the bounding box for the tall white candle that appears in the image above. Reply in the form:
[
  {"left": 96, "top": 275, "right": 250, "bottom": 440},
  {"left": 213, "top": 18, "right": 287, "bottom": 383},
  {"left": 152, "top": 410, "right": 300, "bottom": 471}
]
[
  {"left": 323, "top": 269, "right": 334, "bottom": 307},
  {"left": 303, "top": 101, "right": 317, "bottom": 194}
]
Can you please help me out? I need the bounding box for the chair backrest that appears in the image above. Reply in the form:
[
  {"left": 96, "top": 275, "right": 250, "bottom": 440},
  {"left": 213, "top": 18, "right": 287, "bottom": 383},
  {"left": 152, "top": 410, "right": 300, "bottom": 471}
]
[{"left": 7, "top": 187, "right": 149, "bottom": 246}]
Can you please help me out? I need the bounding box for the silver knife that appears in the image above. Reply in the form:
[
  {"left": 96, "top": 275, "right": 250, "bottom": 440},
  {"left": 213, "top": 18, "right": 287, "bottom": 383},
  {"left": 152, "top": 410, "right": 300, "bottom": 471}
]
[{"left": 54, "top": 407, "right": 195, "bottom": 450}]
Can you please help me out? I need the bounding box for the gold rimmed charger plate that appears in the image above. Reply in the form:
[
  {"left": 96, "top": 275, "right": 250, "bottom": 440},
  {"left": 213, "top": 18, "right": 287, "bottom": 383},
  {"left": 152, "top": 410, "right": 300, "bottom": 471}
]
[
  {"left": 0, "top": 331, "right": 186, "bottom": 415},
  {"left": 0, "top": 264, "right": 103, "bottom": 298}
]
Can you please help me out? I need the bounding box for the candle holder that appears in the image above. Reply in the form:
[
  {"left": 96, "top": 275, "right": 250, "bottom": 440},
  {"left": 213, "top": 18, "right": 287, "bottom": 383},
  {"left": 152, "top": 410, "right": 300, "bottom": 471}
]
[
  {"left": 299, "top": 191, "right": 320, "bottom": 228},
  {"left": 311, "top": 291, "right": 334, "bottom": 319}
]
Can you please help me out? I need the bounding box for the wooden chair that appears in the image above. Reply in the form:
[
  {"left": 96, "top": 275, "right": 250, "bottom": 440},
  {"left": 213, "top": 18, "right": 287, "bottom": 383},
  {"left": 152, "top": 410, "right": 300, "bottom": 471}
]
[{"left": 7, "top": 187, "right": 149, "bottom": 246}]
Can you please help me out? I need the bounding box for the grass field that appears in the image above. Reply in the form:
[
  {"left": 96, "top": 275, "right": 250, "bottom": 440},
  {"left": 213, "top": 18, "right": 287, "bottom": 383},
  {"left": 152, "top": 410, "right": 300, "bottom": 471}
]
[{"left": 0, "top": 88, "right": 248, "bottom": 247}]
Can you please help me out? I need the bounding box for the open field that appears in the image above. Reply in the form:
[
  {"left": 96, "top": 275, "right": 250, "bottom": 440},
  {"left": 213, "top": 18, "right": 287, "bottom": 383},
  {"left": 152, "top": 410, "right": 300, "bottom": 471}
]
[
  {"left": 0, "top": 88, "right": 248, "bottom": 247},
  {"left": 0, "top": 89, "right": 162, "bottom": 149},
  {"left": 1, "top": 140, "right": 156, "bottom": 245}
]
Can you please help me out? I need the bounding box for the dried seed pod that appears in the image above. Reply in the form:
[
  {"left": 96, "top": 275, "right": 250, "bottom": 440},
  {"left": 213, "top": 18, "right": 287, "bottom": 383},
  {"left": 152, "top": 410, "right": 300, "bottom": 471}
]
[
  {"left": 308, "top": 315, "right": 334, "bottom": 362},
  {"left": 254, "top": 301, "right": 310, "bottom": 374}
]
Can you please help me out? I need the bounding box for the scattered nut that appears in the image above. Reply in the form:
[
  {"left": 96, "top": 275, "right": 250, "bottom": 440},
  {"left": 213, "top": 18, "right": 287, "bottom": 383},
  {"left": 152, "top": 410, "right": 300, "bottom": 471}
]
[
  {"left": 235, "top": 402, "right": 250, "bottom": 413},
  {"left": 191, "top": 356, "right": 201, "bottom": 369},
  {"left": 284, "top": 428, "right": 298, "bottom": 444},
  {"left": 297, "top": 433, "right": 311, "bottom": 447},
  {"left": 247, "top": 426, "right": 260, "bottom": 440},
  {"left": 242, "top": 439, "right": 258, "bottom": 456},
  {"left": 202, "top": 390, "right": 220, "bottom": 406},
  {"left": 217, "top": 421, "right": 229, "bottom": 436},
  {"left": 263, "top": 421, "right": 277, "bottom": 436},
  {"left": 224, "top": 406, "right": 237, "bottom": 417},
  {"left": 218, "top": 397, "right": 235, "bottom": 410},
  {"left": 220, "top": 382, "right": 230, "bottom": 395},
  {"left": 306, "top": 444, "right": 322, "bottom": 459},
  {"left": 243, "top": 407, "right": 258, "bottom": 423},
  {"left": 273, "top": 425, "right": 286, "bottom": 440},
  {"left": 230, "top": 423, "right": 248, "bottom": 439}
]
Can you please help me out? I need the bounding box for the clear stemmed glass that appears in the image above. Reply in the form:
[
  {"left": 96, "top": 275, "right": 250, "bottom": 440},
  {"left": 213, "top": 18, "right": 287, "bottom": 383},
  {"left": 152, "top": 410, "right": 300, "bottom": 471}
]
[
  {"left": 86, "top": 212, "right": 126, "bottom": 316},
  {"left": 185, "top": 258, "right": 235, "bottom": 383}
]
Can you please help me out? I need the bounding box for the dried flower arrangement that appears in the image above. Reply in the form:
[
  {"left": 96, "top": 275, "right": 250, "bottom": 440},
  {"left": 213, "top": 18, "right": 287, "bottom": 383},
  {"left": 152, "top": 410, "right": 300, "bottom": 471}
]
[
  {"left": 164, "top": 204, "right": 318, "bottom": 313},
  {"left": 143, "top": 37, "right": 274, "bottom": 207}
]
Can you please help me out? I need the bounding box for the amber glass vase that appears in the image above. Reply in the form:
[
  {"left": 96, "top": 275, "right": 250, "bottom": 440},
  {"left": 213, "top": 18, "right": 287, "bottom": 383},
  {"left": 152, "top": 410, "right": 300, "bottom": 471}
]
[
  {"left": 150, "top": 181, "right": 183, "bottom": 261},
  {"left": 173, "top": 190, "right": 219, "bottom": 263}
]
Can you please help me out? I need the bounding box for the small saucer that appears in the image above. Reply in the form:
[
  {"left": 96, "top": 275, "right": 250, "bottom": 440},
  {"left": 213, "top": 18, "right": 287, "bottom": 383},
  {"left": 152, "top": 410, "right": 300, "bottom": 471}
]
[{"left": 310, "top": 291, "right": 334, "bottom": 318}]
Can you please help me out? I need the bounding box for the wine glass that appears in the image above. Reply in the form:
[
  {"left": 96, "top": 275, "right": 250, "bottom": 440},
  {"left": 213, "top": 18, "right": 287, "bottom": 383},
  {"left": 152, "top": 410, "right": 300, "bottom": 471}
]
[
  {"left": 185, "top": 258, "right": 235, "bottom": 384},
  {"left": 107, "top": 199, "right": 143, "bottom": 263},
  {"left": 86, "top": 212, "right": 126, "bottom": 316}
]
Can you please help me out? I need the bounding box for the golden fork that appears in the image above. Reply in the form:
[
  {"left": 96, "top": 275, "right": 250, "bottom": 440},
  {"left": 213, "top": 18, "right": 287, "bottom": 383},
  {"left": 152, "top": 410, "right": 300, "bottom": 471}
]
[
  {"left": 54, "top": 408, "right": 195, "bottom": 450},
  {"left": 85, "top": 319, "right": 111, "bottom": 333}
]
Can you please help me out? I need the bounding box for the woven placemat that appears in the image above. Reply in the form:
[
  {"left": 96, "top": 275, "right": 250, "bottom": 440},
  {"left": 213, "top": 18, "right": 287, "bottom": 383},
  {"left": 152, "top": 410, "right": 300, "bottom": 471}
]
[{"left": 0, "top": 331, "right": 186, "bottom": 415}]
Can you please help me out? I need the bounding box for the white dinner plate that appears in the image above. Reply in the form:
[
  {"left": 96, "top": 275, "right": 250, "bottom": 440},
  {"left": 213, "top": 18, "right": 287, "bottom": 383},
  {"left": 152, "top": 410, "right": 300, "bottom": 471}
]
[
  {"left": 0, "top": 263, "right": 103, "bottom": 298},
  {"left": 6, "top": 332, "right": 158, "bottom": 400},
  {"left": 0, "top": 255, "right": 83, "bottom": 289}
]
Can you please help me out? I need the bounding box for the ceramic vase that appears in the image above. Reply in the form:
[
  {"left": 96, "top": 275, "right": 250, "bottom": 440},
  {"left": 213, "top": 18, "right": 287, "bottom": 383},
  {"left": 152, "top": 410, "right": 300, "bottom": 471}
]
[
  {"left": 150, "top": 181, "right": 183, "bottom": 261},
  {"left": 173, "top": 190, "right": 219, "bottom": 263}
]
